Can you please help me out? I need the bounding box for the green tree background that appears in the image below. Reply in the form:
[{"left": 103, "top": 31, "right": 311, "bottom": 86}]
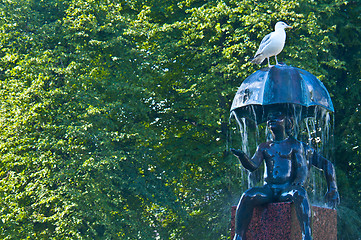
[{"left": 0, "top": 0, "right": 360, "bottom": 239}]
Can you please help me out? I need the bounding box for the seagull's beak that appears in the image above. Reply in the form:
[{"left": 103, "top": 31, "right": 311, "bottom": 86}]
[{"left": 286, "top": 25, "right": 293, "bottom": 29}]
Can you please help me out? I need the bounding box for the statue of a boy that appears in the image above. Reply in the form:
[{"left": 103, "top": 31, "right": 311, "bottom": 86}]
[{"left": 231, "top": 112, "right": 339, "bottom": 240}]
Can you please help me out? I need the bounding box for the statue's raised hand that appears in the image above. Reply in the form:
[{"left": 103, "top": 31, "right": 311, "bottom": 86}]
[
  {"left": 325, "top": 189, "right": 340, "bottom": 209},
  {"left": 230, "top": 148, "right": 244, "bottom": 157},
  {"left": 230, "top": 148, "right": 259, "bottom": 171}
]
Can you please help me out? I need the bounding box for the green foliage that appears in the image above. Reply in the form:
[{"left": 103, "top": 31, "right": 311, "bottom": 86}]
[
  {"left": 0, "top": 0, "right": 177, "bottom": 238},
  {"left": 0, "top": 0, "right": 360, "bottom": 239}
]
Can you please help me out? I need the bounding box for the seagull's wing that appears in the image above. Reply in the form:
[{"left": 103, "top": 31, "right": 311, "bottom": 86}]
[{"left": 254, "top": 32, "right": 273, "bottom": 56}]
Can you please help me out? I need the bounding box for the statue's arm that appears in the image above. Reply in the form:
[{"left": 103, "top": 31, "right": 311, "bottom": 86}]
[
  {"left": 312, "top": 152, "right": 340, "bottom": 208},
  {"left": 230, "top": 146, "right": 264, "bottom": 171}
]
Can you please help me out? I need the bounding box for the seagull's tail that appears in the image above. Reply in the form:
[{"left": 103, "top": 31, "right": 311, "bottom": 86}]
[{"left": 250, "top": 54, "right": 265, "bottom": 65}]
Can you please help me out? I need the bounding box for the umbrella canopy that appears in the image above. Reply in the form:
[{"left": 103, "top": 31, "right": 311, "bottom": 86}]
[{"left": 231, "top": 64, "right": 334, "bottom": 123}]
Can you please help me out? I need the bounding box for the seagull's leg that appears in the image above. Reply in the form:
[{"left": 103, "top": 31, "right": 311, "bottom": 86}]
[
  {"left": 275, "top": 55, "right": 279, "bottom": 65},
  {"left": 267, "top": 57, "right": 271, "bottom": 68}
]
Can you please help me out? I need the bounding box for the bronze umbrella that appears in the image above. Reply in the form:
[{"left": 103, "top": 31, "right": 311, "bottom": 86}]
[{"left": 230, "top": 64, "right": 334, "bottom": 123}]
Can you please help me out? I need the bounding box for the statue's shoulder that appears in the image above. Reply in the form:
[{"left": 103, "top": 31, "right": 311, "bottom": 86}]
[
  {"left": 300, "top": 141, "right": 314, "bottom": 152},
  {"left": 258, "top": 141, "right": 272, "bottom": 150}
]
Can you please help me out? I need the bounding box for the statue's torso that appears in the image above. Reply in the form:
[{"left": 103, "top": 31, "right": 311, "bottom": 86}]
[{"left": 261, "top": 138, "right": 303, "bottom": 184}]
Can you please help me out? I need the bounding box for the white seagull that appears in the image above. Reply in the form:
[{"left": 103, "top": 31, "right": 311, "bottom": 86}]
[{"left": 251, "top": 21, "right": 292, "bottom": 67}]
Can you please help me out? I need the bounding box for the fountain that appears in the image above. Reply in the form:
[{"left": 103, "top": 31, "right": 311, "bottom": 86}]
[{"left": 229, "top": 64, "right": 339, "bottom": 240}]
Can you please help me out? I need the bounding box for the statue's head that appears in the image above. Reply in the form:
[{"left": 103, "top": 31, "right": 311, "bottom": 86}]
[{"left": 267, "top": 112, "right": 294, "bottom": 136}]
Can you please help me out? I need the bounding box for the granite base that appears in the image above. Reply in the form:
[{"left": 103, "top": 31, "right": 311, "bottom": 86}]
[{"left": 230, "top": 202, "right": 337, "bottom": 240}]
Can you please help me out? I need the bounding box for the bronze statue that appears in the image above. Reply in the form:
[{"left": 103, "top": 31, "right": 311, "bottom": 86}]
[{"left": 231, "top": 112, "right": 339, "bottom": 240}]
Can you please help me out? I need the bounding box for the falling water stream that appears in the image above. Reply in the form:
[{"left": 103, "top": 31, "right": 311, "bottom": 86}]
[{"left": 229, "top": 105, "right": 334, "bottom": 206}]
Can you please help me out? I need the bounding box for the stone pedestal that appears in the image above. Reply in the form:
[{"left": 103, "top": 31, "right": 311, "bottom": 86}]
[{"left": 231, "top": 202, "right": 337, "bottom": 240}]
